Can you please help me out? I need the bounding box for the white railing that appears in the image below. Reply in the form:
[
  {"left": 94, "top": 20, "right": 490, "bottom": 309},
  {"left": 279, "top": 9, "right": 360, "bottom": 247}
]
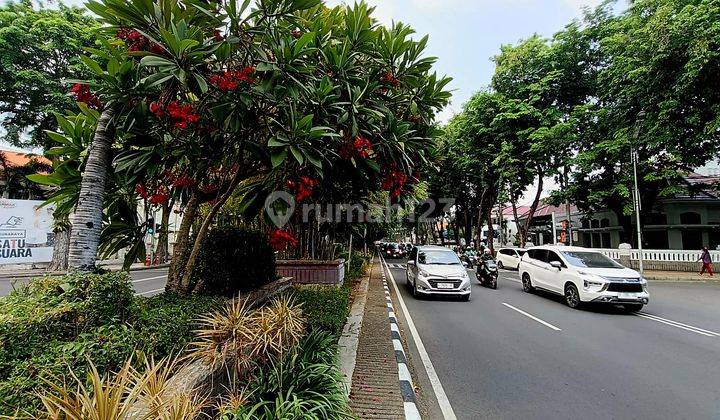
[{"left": 590, "top": 248, "right": 719, "bottom": 262}]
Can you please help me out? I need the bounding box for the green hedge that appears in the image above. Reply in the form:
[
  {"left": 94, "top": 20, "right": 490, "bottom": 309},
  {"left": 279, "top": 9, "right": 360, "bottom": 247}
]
[{"left": 0, "top": 273, "right": 224, "bottom": 416}]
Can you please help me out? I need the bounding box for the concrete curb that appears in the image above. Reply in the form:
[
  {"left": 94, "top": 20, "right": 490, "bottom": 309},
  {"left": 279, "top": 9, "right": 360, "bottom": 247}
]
[
  {"left": 380, "top": 260, "right": 421, "bottom": 420},
  {"left": 338, "top": 266, "right": 371, "bottom": 396}
]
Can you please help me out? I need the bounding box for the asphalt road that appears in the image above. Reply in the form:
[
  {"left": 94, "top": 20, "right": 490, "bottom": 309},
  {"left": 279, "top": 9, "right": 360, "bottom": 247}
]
[
  {"left": 384, "top": 260, "right": 720, "bottom": 420},
  {"left": 0, "top": 268, "right": 169, "bottom": 297}
]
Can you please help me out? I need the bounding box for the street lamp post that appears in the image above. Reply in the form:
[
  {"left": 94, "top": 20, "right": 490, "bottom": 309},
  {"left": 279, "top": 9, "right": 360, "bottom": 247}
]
[{"left": 632, "top": 111, "right": 646, "bottom": 276}]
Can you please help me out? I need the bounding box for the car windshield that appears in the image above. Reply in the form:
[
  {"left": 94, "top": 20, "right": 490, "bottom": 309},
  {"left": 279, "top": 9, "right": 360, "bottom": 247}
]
[
  {"left": 561, "top": 251, "right": 624, "bottom": 269},
  {"left": 518, "top": 250, "right": 526, "bottom": 256},
  {"left": 419, "top": 251, "right": 461, "bottom": 265}
]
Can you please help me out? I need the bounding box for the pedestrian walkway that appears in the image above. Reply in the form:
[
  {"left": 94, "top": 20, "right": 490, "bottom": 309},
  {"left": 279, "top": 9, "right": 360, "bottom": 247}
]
[
  {"left": 644, "top": 270, "right": 720, "bottom": 282},
  {"left": 349, "top": 260, "right": 407, "bottom": 419}
]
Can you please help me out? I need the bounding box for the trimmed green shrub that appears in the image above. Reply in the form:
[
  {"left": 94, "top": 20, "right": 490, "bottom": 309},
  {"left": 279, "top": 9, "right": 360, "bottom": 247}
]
[
  {"left": 133, "top": 292, "right": 224, "bottom": 356},
  {"left": 194, "top": 226, "right": 277, "bottom": 297},
  {"left": 0, "top": 273, "right": 224, "bottom": 416},
  {"left": 293, "top": 286, "right": 351, "bottom": 338}
]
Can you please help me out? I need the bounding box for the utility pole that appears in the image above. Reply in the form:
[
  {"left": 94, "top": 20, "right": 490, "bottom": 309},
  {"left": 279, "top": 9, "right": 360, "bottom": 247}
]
[{"left": 632, "top": 111, "right": 646, "bottom": 276}]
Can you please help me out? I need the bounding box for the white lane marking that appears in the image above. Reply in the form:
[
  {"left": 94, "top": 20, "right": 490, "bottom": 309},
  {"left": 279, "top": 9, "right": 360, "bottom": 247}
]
[
  {"left": 502, "top": 302, "right": 562, "bottom": 331},
  {"left": 383, "top": 257, "right": 458, "bottom": 420},
  {"left": 636, "top": 313, "right": 719, "bottom": 337},
  {"left": 132, "top": 275, "right": 166, "bottom": 283},
  {"left": 137, "top": 288, "right": 164, "bottom": 296}
]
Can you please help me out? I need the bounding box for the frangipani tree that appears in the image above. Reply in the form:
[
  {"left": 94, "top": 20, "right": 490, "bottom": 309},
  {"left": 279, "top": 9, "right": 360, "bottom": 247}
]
[{"left": 62, "top": 0, "right": 450, "bottom": 293}]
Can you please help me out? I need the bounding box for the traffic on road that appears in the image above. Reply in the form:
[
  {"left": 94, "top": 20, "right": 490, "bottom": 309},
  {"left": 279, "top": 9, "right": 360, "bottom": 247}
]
[{"left": 379, "top": 242, "right": 720, "bottom": 419}]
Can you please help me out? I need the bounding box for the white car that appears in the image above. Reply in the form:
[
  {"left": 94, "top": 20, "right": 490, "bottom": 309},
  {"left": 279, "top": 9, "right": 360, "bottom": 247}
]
[
  {"left": 496, "top": 248, "right": 526, "bottom": 270},
  {"left": 406, "top": 246, "right": 472, "bottom": 301},
  {"left": 519, "top": 246, "right": 649, "bottom": 311}
]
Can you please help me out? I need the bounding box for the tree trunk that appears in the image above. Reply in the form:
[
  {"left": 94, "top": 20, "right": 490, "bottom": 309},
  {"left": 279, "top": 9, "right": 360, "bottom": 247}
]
[
  {"left": 67, "top": 107, "right": 115, "bottom": 272},
  {"left": 511, "top": 197, "right": 523, "bottom": 247},
  {"left": 486, "top": 210, "right": 495, "bottom": 254},
  {"left": 166, "top": 193, "right": 199, "bottom": 292},
  {"left": 48, "top": 226, "right": 70, "bottom": 271},
  {"left": 155, "top": 203, "right": 171, "bottom": 263},
  {"left": 521, "top": 173, "right": 544, "bottom": 248},
  {"left": 183, "top": 170, "right": 244, "bottom": 294}
]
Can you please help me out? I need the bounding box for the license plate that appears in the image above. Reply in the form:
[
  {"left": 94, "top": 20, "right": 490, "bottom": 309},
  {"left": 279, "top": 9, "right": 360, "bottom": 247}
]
[
  {"left": 618, "top": 292, "right": 636, "bottom": 299},
  {"left": 436, "top": 283, "right": 454, "bottom": 289}
]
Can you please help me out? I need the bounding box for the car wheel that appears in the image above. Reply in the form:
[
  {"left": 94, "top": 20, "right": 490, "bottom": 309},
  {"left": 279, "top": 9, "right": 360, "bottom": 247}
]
[
  {"left": 522, "top": 273, "right": 535, "bottom": 293},
  {"left": 621, "top": 303, "right": 644, "bottom": 313},
  {"left": 565, "top": 284, "right": 582, "bottom": 309},
  {"left": 460, "top": 294, "right": 471, "bottom": 302},
  {"left": 497, "top": 261, "right": 504, "bottom": 269}
]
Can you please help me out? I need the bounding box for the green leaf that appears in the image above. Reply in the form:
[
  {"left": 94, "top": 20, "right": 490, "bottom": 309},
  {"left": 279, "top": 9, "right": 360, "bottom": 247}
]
[
  {"left": 271, "top": 149, "right": 289, "bottom": 168},
  {"left": 289, "top": 146, "right": 305, "bottom": 165}
]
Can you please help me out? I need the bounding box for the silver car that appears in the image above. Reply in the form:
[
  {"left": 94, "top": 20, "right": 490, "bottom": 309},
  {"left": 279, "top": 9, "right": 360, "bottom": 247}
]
[{"left": 406, "top": 246, "right": 472, "bottom": 301}]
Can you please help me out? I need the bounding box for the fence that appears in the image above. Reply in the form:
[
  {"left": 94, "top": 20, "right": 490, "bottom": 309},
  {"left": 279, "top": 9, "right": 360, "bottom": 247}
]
[{"left": 590, "top": 248, "right": 716, "bottom": 272}]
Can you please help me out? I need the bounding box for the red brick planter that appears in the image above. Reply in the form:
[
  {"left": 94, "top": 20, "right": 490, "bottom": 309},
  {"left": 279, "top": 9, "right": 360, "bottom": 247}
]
[{"left": 276, "top": 259, "right": 345, "bottom": 286}]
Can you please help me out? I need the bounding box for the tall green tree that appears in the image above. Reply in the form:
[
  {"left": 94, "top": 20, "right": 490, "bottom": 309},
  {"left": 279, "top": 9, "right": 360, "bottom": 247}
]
[
  {"left": 0, "top": 1, "right": 98, "bottom": 149},
  {"left": 558, "top": 0, "right": 720, "bottom": 245},
  {"left": 60, "top": 0, "right": 450, "bottom": 292}
]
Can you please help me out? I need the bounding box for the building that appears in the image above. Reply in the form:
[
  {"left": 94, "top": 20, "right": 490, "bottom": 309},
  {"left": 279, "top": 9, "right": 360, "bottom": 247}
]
[
  {"left": 499, "top": 172, "right": 720, "bottom": 250},
  {"left": 0, "top": 150, "right": 51, "bottom": 200}
]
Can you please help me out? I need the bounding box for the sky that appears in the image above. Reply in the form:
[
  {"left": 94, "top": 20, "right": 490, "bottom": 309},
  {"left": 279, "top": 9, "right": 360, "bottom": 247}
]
[{"left": 324, "top": 0, "right": 609, "bottom": 122}]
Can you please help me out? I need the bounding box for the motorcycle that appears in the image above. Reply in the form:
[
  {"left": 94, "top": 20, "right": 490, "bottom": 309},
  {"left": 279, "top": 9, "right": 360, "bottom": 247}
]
[
  {"left": 477, "top": 259, "right": 498, "bottom": 289},
  {"left": 460, "top": 253, "right": 477, "bottom": 269}
]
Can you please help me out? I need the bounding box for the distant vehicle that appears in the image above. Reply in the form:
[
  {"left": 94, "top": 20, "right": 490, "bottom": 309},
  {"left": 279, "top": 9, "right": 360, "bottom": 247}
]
[
  {"left": 518, "top": 246, "right": 649, "bottom": 311},
  {"left": 496, "top": 248, "right": 526, "bottom": 270},
  {"left": 384, "top": 243, "right": 406, "bottom": 259},
  {"left": 406, "top": 246, "right": 471, "bottom": 301}
]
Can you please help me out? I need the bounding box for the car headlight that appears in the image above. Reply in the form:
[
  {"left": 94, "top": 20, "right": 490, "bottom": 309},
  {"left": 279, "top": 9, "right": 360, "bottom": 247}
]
[
  {"left": 419, "top": 269, "right": 430, "bottom": 278},
  {"left": 578, "top": 272, "right": 607, "bottom": 292},
  {"left": 460, "top": 270, "right": 469, "bottom": 279}
]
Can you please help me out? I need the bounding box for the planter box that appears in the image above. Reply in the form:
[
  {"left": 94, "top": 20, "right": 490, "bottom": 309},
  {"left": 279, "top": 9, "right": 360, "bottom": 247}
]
[{"left": 276, "top": 259, "right": 345, "bottom": 286}]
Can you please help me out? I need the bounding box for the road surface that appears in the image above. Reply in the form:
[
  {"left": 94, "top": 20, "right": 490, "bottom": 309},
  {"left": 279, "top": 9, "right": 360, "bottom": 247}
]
[
  {"left": 384, "top": 260, "right": 720, "bottom": 420},
  {"left": 0, "top": 268, "right": 169, "bottom": 297}
]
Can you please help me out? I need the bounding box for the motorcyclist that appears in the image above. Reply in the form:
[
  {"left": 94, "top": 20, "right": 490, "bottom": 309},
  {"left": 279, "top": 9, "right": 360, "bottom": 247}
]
[{"left": 480, "top": 248, "right": 493, "bottom": 262}]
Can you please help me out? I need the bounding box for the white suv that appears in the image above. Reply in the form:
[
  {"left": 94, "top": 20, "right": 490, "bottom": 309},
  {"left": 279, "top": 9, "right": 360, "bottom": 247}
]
[{"left": 519, "top": 246, "right": 649, "bottom": 311}]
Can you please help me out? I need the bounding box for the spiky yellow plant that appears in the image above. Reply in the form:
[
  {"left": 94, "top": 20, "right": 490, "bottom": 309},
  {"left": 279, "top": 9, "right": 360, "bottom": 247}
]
[
  {"left": 250, "top": 296, "right": 305, "bottom": 358},
  {"left": 34, "top": 357, "right": 206, "bottom": 420},
  {"left": 37, "top": 359, "right": 144, "bottom": 420},
  {"left": 188, "top": 298, "right": 257, "bottom": 374},
  {"left": 215, "top": 388, "right": 252, "bottom": 413},
  {"left": 188, "top": 295, "right": 306, "bottom": 378}
]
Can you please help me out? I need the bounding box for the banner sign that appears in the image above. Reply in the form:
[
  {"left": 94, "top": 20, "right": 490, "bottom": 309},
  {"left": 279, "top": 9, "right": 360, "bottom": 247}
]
[{"left": 0, "top": 199, "right": 54, "bottom": 265}]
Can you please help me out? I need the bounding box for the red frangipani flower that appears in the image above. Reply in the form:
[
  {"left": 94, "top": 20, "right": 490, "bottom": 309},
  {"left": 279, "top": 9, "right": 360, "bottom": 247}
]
[
  {"left": 286, "top": 176, "right": 318, "bottom": 202},
  {"left": 269, "top": 229, "right": 298, "bottom": 251},
  {"left": 340, "top": 135, "right": 373, "bottom": 159},
  {"left": 149, "top": 100, "right": 201, "bottom": 130},
  {"left": 209, "top": 67, "right": 255, "bottom": 91},
  {"left": 381, "top": 167, "right": 408, "bottom": 199},
  {"left": 380, "top": 71, "right": 401, "bottom": 88},
  {"left": 70, "top": 83, "right": 102, "bottom": 109}
]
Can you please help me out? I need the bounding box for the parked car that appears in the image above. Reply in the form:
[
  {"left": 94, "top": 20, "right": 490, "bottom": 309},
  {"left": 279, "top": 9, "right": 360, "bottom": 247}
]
[
  {"left": 518, "top": 246, "right": 649, "bottom": 311},
  {"left": 406, "top": 246, "right": 471, "bottom": 301},
  {"left": 384, "top": 243, "right": 406, "bottom": 259},
  {"left": 496, "top": 248, "right": 526, "bottom": 270}
]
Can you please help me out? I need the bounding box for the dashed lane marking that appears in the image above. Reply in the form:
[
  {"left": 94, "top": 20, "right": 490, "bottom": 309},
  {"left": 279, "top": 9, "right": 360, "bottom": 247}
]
[{"left": 502, "top": 302, "right": 563, "bottom": 331}]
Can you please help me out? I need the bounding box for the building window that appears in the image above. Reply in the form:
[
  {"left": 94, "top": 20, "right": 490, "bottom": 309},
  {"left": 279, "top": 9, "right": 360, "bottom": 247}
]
[
  {"left": 591, "top": 219, "right": 600, "bottom": 228},
  {"left": 644, "top": 230, "right": 669, "bottom": 249},
  {"left": 680, "top": 212, "right": 702, "bottom": 225},
  {"left": 601, "top": 232, "right": 611, "bottom": 248},
  {"left": 600, "top": 218, "right": 610, "bottom": 228}
]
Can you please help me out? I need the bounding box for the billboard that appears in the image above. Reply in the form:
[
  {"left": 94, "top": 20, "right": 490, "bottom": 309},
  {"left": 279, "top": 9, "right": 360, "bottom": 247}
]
[{"left": 0, "top": 199, "right": 54, "bottom": 265}]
